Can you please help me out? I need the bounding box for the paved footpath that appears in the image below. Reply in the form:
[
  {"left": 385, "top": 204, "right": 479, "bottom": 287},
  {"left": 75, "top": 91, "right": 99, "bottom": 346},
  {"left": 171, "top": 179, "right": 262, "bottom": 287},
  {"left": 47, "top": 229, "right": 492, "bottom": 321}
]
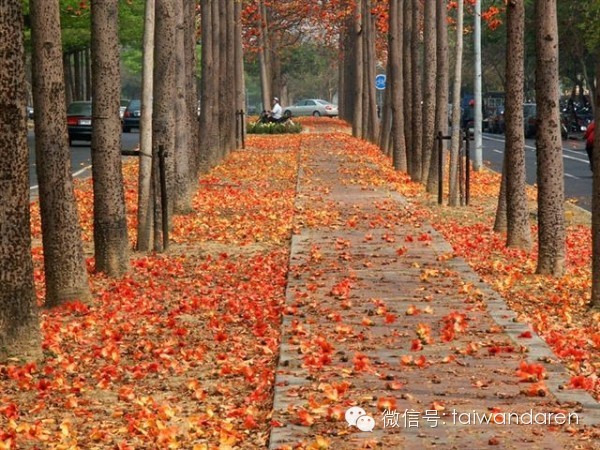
[{"left": 268, "top": 133, "right": 600, "bottom": 449}]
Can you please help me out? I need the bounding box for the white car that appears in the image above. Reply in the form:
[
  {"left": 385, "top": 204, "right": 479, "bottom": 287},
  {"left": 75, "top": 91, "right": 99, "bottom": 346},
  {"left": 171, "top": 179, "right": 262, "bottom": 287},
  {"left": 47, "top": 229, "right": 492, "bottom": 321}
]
[{"left": 283, "top": 99, "right": 338, "bottom": 118}]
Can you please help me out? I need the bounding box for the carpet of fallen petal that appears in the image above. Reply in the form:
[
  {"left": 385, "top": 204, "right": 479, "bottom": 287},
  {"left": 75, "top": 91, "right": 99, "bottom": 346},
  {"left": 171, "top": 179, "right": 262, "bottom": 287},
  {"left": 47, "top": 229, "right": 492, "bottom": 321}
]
[{"left": 2, "top": 117, "right": 599, "bottom": 449}]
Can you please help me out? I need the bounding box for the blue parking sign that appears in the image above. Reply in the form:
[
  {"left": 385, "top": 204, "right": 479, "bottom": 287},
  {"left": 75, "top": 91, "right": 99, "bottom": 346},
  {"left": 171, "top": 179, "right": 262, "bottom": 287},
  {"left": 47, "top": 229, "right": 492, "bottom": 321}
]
[{"left": 375, "top": 74, "right": 386, "bottom": 90}]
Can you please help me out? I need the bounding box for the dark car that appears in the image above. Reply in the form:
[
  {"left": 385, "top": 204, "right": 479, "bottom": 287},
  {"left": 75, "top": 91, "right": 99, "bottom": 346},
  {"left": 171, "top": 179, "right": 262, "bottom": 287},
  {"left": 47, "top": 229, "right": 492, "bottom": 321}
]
[
  {"left": 67, "top": 101, "right": 93, "bottom": 144},
  {"left": 122, "top": 99, "right": 141, "bottom": 132}
]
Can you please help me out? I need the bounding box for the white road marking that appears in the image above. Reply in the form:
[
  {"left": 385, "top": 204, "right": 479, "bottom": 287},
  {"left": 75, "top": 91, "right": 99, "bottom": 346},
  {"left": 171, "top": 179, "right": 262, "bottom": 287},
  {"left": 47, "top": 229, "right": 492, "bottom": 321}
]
[
  {"left": 483, "top": 135, "right": 590, "bottom": 164},
  {"left": 30, "top": 164, "right": 92, "bottom": 191}
]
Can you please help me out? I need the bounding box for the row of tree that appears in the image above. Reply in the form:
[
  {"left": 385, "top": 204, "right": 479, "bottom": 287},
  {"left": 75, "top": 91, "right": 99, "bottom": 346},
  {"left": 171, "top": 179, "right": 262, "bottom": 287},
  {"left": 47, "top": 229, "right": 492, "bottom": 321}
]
[
  {"left": 0, "top": 0, "right": 244, "bottom": 360},
  {"left": 328, "top": 0, "right": 600, "bottom": 306}
]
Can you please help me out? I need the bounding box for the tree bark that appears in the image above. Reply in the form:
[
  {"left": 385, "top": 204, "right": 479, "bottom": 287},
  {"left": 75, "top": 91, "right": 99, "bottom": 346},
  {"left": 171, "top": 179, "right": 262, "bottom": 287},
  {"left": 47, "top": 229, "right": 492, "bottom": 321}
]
[
  {"left": 427, "top": 0, "right": 449, "bottom": 194},
  {"left": 535, "top": 0, "right": 565, "bottom": 276},
  {"left": 505, "top": 0, "right": 532, "bottom": 249},
  {"left": 494, "top": 152, "right": 508, "bottom": 232},
  {"left": 234, "top": 0, "right": 245, "bottom": 146},
  {"left": 136, "top": 0, "right": 155, "bottom": 252},
  {"left": 403, "top": 0, "right": 413, "bottom": 172},
  {"left": 152, "top": 0, "right": 177, "bottom": 251},
  {"left": 199, "top": 0, "right": 214, "bottom": 173},
  {"left": 257, "top": 0, "right": 271, "bottom": 113},
  {"left": 421, "top": 0, "right": 436, "bottom": 185},
  {"left": 0, "top": 0, "right": 40, "bottom": 360},
  {"left": 592, "top": 57, "right": 600, "bottom": 308},
  {"left": 448, "top": 0, "right": 464, "bottom": 207},
  {"left": 30, "top": 0, "right": 91, "bottom": 305},
  {"left": 352, "top": 0, "right": 364, "bottom": 139},
  {"left": 388, "top": 0, "right": 406, "bottom": 171},
  {"left": 91, "top": 0, "right": 130, "bottom": 275},
  {"left": 410, "top": 0, "right": 423, "bottom": 181},
  {"left": 173, "top": 0, "right": 193, "bottom": 214},
  {"left": 362, "top": 0, "right": 378, "bottom": 144}
]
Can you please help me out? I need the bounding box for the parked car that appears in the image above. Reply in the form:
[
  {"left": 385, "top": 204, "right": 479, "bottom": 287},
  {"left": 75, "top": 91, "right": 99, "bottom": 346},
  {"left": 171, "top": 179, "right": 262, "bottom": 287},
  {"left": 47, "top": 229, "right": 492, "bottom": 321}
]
[
  {"left": 283, "top": 99, "right": 338, "bottom": 118},
  {"left": 122, "top": 99, "right": 141, "bottom": 132},
  {"left": 26, "top": 106, "right": 34, "bottom": 120},
  {"left": 120, "top": 99, "right": 130, "bottom": 120},
  {"left": 67, "top": 101, "right": 93, "bottom": 144},
  {"left": 487, "top": 105, "right": 505, "bottom": 134}
]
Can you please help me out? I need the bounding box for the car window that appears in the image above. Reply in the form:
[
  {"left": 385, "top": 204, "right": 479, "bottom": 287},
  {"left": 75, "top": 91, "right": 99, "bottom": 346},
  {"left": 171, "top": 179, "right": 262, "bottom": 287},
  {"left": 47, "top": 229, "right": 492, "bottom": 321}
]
[
  {"left": 127, "top": 100, "right": 141, "bottom": 110},
  {"left": 67, "top": 102, "right": 92, "bottom": 115},
  {"left": 306, "top": 100, "right": 316, "bottom": 106}
]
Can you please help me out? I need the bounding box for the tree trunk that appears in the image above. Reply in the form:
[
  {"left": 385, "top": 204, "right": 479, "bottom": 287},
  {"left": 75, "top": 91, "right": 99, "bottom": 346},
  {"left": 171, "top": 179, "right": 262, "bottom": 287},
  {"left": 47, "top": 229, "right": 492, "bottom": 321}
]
[
  {"left": 448, "top": 0, "right": 464, "bottom": 207},
  {"left": 234, "top": 0, "right": 245, "bottom": 146},
  {"left": 388, "top": 0, "right": 406, "bottom": 172},
  {"left": 63, "top": 52, "right": 74, "bottom": 106},
  {"left": 505, "top": 0, "right": 532, "bottom": 249},
  {"left": 427, "top": 0, "right": 449, "bottom": 194},
  {"left": 91, "top": 0, "right": 130, "bottom": 275},
  {"left": 379, "top": 78, "right": 391, "bottom": 156},
  {"left": 74, "top": 50, "right": 82, "bottom": 100},
  {"left": 136, "top": 0, "right": 155, "bottom": 252},
  {"left": 352, "top": 0, "right": 363, "bottom": 139},
  {"left": 257, "top": 0, "right": 271, "bottom": 113},
  {"left": 0, "top": 0, "right": 40, "bottom": 361},
  {"left": 185, "top": 0, "right": 200, "bottom": 175},
  {"left": 362, "top": 0, "right": 378, "bottom": 144},
  {"left": 30, "top": 0, "right": 91, "bottom": 305},
  {"left": 494, "top": 154, "right": 508, "bottom": 232},
  {"left": 199, "top": 0, "right": 216, "bottom": 173},
  {"left": 84, "top": 47, "right": 92, "bottom": 100},
  {"left": 152, "top": 0, "right": 177, "bottom": 251},
  {"left": 591, "top": 57, "right": 600, "bottom": 308},
  {"left": 410, "top": 0, "right": 423, "bottom": 181},
  {"left": 403, "top": 0, "right": 413, "bottom": 172},
  {"left": 421, "top": 0, "right": 436, "bottom": 184},
  {"left": 209, "top": 0, "right": 221, "bottom": 166},
  {"left": 535, "top": 0, "right": 565, "bottom": 276},
  {"left": 173, "top": 0, "right": 193, "bottom": 214}
]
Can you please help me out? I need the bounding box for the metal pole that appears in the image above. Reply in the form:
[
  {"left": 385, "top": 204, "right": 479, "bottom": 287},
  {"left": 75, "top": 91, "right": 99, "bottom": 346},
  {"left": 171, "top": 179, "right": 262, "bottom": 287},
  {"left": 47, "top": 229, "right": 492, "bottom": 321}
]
[
  {"left": 235, "top": 110, "right": 240, "bottom": 148},
  {"left": 437, "top": 132, "right": 443, "bottom": 204},
  {"left": 473, "top": 0, "right": 483, "bottom": 170},
  {"left": 465, "top": 131, "right": 471, "bottom": 205},
  {"left": 158, "top": 145, "right": 168, "bottom": 250},
  {"left": 241, "top": 109, "right": 246, "bottom": 149}
]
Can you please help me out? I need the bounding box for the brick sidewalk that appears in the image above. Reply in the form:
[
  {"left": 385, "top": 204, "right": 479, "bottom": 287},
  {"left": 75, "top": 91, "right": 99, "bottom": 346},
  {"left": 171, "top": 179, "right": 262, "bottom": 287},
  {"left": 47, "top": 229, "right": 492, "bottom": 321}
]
[{"left": 268, "top": 134, "right": 600, "bottom": 449}]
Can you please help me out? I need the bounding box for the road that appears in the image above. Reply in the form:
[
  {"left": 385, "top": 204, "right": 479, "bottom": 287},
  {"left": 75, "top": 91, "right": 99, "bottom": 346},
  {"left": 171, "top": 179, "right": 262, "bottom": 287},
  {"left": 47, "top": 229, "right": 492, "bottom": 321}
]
[
  {"left": 28, "top": 130, "right": 140, "bottom": 191},
  {"left": 481, "top": 133, "right": 592, "bottom": 211}
]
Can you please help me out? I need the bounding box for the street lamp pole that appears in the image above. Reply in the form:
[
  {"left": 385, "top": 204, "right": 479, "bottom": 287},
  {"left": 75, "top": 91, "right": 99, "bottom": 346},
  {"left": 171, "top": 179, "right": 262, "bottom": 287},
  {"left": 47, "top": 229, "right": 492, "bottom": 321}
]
[{"left": 473, "top": 0, "right": 483, "bottom": 171}]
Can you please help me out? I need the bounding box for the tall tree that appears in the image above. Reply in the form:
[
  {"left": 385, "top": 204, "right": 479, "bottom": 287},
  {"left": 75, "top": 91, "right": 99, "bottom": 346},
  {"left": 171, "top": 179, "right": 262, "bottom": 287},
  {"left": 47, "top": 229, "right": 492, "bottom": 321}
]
[
  {"left": 420, "top": 0, "right": 437, "bottom": 184},
  {"left": 0, "top": 0, "right": 40, "bottom": 360},
  {"left": 30, "top": 0, "right": 90, "bottom": 306},
  {"left": 403, "top": 0, "right": 413, "bottom": 172},
  {"left": 535, "top": 0, "right": 565, "bottom": 275},
  {"left": 410, "top": 0, "right": 423, "bottom": 181},
  {"left": 352, "top": 0, "right": 364, "bottom": 138},
  {"left": 91, "top": 0, "right": 130, "bottom": 275},
  {"left": 388, "top": 0, "right": 406, "bottom": 171},
  {"left": 593, "top": 59, "right": 600, "bottom": 308},
  {"left": 136, "top": 0, "right": 155, "bottom": 252},
  {"left": 199, "top": 0, "right": 217, "bottom": 172},
  {"left": 173, "top": 0, "right": 194, "bottom": 214},
  {"left": 448, "top": 0, "right": 464, "bottom": 207},
  {"left": 504, "top": 0, "right": 532, "bottom": 249},
  {"left": 426, "top": 0, "right": 449, "bottom": 194},
  {"left": 361, "top": 0, "right": 378, "bottom": 144},
  {"left": 152, "top": 0, "right": 177, "bottom": 250}
]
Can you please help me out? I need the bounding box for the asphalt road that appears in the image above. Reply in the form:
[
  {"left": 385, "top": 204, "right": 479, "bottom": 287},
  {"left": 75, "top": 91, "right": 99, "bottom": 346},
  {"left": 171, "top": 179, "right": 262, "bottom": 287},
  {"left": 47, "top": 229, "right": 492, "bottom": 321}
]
[
  {"left": 480, "top": 133, "right": 593, "bottom": 212},
  {"left": 28, "top": 130, "right": 140, "bottom": 190}
]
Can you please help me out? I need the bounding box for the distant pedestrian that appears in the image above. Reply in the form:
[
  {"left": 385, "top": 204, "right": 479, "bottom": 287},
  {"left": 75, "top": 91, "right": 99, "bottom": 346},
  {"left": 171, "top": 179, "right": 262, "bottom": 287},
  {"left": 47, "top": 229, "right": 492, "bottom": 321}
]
[{"left": 585, "top": 120, "right": 595, "bottom": 171}]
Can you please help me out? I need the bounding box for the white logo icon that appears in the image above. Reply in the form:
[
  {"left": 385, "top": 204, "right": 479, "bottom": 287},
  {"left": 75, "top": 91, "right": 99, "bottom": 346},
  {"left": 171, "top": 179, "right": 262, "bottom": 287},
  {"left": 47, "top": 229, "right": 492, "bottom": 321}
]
[
  {"left": 345, "top": 406, "right": 375, "bottom": 432},
  {"left": 356, "top": 414, "right": 376, "bottom": 432}
]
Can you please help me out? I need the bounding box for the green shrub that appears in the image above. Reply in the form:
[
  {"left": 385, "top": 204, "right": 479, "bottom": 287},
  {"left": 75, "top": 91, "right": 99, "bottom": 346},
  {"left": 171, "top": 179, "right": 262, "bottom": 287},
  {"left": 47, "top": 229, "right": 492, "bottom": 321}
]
[{"left": 246, "top": 121, "right": 302, "bottom": 134}]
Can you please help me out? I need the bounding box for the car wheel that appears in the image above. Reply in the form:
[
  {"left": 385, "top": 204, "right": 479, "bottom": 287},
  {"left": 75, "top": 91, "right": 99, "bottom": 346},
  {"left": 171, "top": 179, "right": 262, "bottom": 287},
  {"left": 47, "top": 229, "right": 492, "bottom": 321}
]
[
  {"left": 123, "top": 126, "right": 130, "bottom": 133},
  {"left": 312, "top": 111, "right": 321, "bottom": 117},
  {"left": 284, "top": 110, "right": 292, "bottom": 118}
]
